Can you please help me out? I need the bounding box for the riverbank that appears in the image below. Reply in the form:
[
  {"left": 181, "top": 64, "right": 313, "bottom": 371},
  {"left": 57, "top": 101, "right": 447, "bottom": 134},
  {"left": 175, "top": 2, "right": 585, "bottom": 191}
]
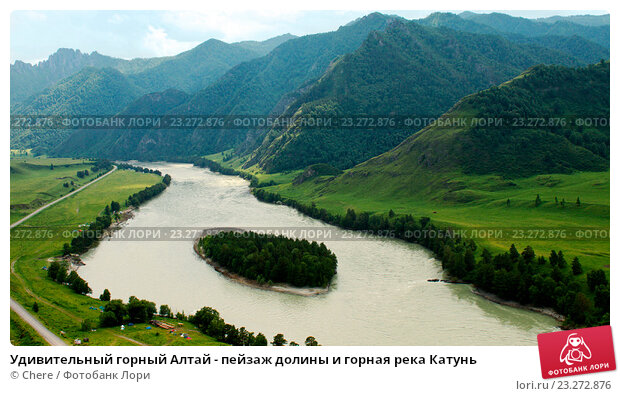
[
  {"left": 193, "top": 239, "right": 329, "bottom": 296},
  {"left": 471, "top": 288, "right": 565, "bottom": 323}
]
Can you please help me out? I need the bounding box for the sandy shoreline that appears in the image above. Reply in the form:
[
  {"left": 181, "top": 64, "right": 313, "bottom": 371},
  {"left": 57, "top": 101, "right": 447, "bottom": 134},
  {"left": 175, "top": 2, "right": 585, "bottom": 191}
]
[
  {"left": 193, "top": 240, "right": 329, "bottom": 296},
  {"left": 471, "top": 287, "right": 565, "bottom": 322}
]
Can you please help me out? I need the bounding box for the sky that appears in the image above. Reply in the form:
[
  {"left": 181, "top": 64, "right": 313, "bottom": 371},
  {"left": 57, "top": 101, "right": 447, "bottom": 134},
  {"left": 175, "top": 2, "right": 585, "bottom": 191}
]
[{"left": 10, "top": 10, "right": 609, "bottom": 64}]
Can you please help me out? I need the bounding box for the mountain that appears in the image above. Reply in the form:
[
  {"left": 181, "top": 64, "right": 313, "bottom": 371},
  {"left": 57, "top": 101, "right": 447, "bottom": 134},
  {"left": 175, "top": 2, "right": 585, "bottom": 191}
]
[
  {"left": 459, "top": 12, "right": 609, "bottom": 47},
  {"left": 13, "top": 67, "right": 141, "bottom": 115},
  {"left": 417, "top": 13, "right": 609, "bottom": 64},
  {"left": 11, "top": 67, "right": 143, "bottom": 152},
  {"left": 11, "top": 34, "right": 294, "bottom": 107},
  {"left": 234, "top": 34, "right": 298, "bottom": 55},
  {"left": 118, "top": 88, "right": 190, "bottom": 115},
  {"left": 536, "top": 14, "right": 610, "bottom": 27},
  {"left": 515, "top": 35, "right": 609, "bottom": 65},
  {"left": 11, "top": 34, "right": 296, "bottom": 154},
  {"left": 127, "top": 38, "right": 282, "bottom": 94},
  {"left": 245, "top": 19, "right": 583, "bottom": 172},
  {"left": 296, "top": 62, "right": 608, "bottom": 203},
  {"left": 49, "top": 12, "right": 402, "bottom": 159},
  {"left": 10, "top": 48, "right": 166, "bottom": 104},
  {"left": 177, "top": 12, "right": 402, "bottom": 116}
]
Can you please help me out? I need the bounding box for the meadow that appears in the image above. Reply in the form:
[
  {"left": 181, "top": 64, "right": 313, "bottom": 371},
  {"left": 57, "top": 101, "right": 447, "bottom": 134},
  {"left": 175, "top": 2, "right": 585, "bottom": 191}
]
[
  {"left": 10, "top": 157, "right": 100, "bottom": 224},
  {"left": 10, "top": 164, "right": 224, "bottom": 346},
  {"left": 206, "top": 154, "right": 609, "bottom": 275}
]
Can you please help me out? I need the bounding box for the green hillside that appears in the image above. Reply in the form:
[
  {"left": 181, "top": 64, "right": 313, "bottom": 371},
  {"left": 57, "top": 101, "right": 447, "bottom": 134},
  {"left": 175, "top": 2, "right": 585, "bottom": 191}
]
[
  {"left": 10, "top": 48, "right": 167, "bottom": 104},
  {"left": 49, "top": 13, "right": 402, "bottom": 160},
  {"left": 252, "top": 63, "right": 609, "bottom": 272},
  {"left": 127, "top": 39, "right": 269, "bottom": 94},
  {"left": 459, "top": 12, "right": 609, "bottom": 47},
  {"left": 246, "top": 20, "right": 583, "bottom": 172},
  {"left": 417, "top": 12, "right": 609, "bottom": 64}
]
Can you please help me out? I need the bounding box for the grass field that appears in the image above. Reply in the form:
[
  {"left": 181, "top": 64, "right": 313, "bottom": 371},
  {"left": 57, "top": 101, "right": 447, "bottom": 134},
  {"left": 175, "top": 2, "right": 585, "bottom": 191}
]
[
  {"left": 10, "top": 310, "right": 48, "bottom": 346},
  {"left": 10, "top": 165, "right": 224, "bottom": 346},
  {"left": 206, "top": 154, "right": 609, "bottom": 276},
  {"left": 10, "top": 157, "right": 101, "bottom": 224}
]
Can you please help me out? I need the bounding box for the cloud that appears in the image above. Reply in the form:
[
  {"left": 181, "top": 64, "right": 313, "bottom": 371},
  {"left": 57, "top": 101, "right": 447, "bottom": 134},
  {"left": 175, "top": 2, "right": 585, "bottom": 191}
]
[
  {"left": 107, "top": 14, "right": 128, "bottom": 25},
  {"left": 161, "top": 10, "right": 302, "bottom": 42},
  {"left": 143, "top": 26, "right": 201, "bottom": 57},
  {"left": 21, "top": 11, "right": 48, "bottom": 21}
]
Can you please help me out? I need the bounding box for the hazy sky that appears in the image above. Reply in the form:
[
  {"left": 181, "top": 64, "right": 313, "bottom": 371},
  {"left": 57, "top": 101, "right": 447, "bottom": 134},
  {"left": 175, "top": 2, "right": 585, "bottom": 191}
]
[{"left": 10, "top": 10, "right": 608, "bottom": 64}]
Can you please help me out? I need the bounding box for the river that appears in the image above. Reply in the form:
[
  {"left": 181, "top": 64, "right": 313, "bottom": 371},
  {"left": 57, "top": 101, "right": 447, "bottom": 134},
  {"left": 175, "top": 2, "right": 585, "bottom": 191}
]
[{"left": 80, "top": 162, "right": 558, "bottom": 345}]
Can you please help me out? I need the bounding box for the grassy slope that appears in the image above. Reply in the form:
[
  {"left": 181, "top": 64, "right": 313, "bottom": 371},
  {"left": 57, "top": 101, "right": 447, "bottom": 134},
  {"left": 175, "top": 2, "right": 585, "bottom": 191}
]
[
  {"left": 206, "top": 153, "right": 609, "bottom": 277},
  {"left": 10, "top": 158, "right": 99, "bottom": 224},
  {"left": 10, "top": 310, "right": 48, "bottom": 346},
  {"left": 10, "top": 166, "right": 224, "bottom": 346}
]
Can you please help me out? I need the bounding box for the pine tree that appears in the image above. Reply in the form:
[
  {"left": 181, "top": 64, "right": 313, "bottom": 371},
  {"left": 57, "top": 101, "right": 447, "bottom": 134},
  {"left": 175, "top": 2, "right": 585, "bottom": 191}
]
[
  {"left": 535, "top": 194, "right": 542, "bottom": 207},
  {"left": 571, "top": 257, "right": 583, "bottom": 275}
]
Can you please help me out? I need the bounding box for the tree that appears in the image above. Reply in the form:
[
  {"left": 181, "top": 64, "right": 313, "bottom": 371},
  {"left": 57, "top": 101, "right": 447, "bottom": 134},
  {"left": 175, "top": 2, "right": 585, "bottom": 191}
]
[
  {"left": 587, "top": 270, "right": 608, "bottom": 291},
  {"left": 521, "top": 246, "right": 535, "bottom": 264},
  {"left": 576, "top": 197, "right": 581, "bottom": 206},
  {"left": 557, "top": 251, "right": 567, "bottom": 269},
  {"left": 126, "top": 296, "right": 156, "bottom": 323},
  {"left": 289, "top": 341, "right": 299, "bottom": 346},
  {"left": 464, "top": 248, "right": 475, "bottom": 273},
  {"left": 272, "top": 333, "right": 287, "bottom": 346},
  {"left": 81, "top": 319, "right": 93, "bottom": 332},
  {"left": 549, "top": 250, "right": 559, "bottom": 267},
  {"left": 47, "top": 261, "right": 60, "bottom": 280},
  {"left": 594, "top": 285, "right": 610, "bottom": 312},
  {"left": 159, "top": 304, "right": 171, "bottom": 318},
  {"left": 506, "top": 198, "right": 510, "bottom": 206},
  {"left": 571, "top": 257, "right": 583, "bottom": 276},
  {"left": 110, "top": 201, "right": 121, "bottom": 213},
  {"left": 509, "top": 244, "right": 520, "bottom": 262},
  {"left": 100, "top": 299, "right": 127, "bottom": 327},
  {"left": 32, "top": 302, "right": 39, "bottom": 313},
  {"left": 99, "top": 288, "right": 111, "bottom": 301},
  {"left": 535, "top": 194, "right": 542, "bottom": 207},
  {"left": 253, "top": 333, "right": 268, "bottom": 346},
  {"left": 305, "top": 336, "right": 319, "bottom": 346}
]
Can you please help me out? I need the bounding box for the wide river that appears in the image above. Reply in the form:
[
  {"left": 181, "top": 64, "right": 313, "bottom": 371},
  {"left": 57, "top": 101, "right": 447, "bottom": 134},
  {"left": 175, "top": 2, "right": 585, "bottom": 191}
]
[{"left": 81, "top": 162, "right": 558, "bottom": 345}]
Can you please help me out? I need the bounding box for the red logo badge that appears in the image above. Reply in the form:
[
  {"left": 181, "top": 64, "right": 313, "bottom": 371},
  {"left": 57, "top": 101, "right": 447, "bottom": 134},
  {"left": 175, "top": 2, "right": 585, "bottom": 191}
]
[{"left": 537, "top": 325, "right": 616, "bottom": 379}]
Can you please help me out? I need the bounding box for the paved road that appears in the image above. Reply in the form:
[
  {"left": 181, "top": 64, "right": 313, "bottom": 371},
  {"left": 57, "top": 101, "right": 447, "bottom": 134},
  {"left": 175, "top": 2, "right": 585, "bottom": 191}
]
[
  {"left": 10, "top": 165, "right": 117, "bottom": 229},
  {"left": 10, "top": 299, "right": 66, "bottom": 346}
]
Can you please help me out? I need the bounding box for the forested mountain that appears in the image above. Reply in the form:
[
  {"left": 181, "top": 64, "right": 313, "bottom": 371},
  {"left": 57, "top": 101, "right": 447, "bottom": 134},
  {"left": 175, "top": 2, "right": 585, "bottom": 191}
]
[
  {"left": 118, "top": 88, "right": 190, "bottom": 115},
  {"left": 417, "top": 13, "right": 609, "bottom": 64},
  {"left": 536, "top": 14, "right": 610, "bottom": 26},
  {"left": 245, "top": 19, "right": 583, "bottom": 172},
  {"left": 48, "top": 13, "right": 402, "bottom": 159},
  {"left": 127, "top": 38, "right": 280, "bottom": 94},
  {"left": 11, "top": 67, "right": 143, "bottom": 152},
  {"left": 176, "top": 12, "right": 401, "bottom": 116},
  {"left": 234, "top": 34, "right": 298, "bottom": 54},
  {"left": 302, "top": 62, "right": 609, "bottom": 199},
  {"left": 10, "top": 48, "right": 166, "bottom": 104},
  {"left": 11, "top": 34, "right": 293, "bottom": 107},
  {"left": 11, "top": 12, "right": 611, "bottom": 165},
  {"left": 11, "top": 34, "right": 295, "bottom": 154},
  {"left": 13, "top": 67, "right": 142, "bottom": 115},
  {"left": 459, "top": 12, "right": 609, "bottom": 47}
]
